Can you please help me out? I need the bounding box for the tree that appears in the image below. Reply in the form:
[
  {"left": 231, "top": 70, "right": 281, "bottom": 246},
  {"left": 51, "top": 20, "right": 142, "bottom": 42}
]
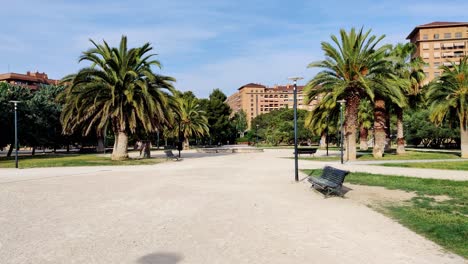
[
  {"left": 305, "top": 93, "right": 339, "bottom": 149},
  {"left": 205, "top": 89, "right": 231, "bottom": 145},
  {"left": 388, "top": 43, "right": 426, "bottom": 154},
  {"left": 427, "top": 57, "right": 468, "bottom": 158},
  {"left": 176, "top": 96, "right": 209, "bottom": 149},
  {"left": 232, "top": 110, "right": 247, "bottom": 137},
  {"left": 306, "top": 27, "right": 391, "bottom": 161},
  {"left": 60, "top": 36, "right": 175, "bottom": 160}
]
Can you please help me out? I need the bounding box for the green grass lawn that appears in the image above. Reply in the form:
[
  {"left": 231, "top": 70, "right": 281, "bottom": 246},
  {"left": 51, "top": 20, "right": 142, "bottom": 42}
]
[
  {"left": 379, "top": 161, "right": 468, "bottom": 171},
  {"left": 300, "top": 150, "right": 461, "bottom": 161},
  {"left": 0, "top": 154, "right": 166, "bottom": 168},
  {"left": 304, "top": 169, "right": 468, "bottom": 258}
]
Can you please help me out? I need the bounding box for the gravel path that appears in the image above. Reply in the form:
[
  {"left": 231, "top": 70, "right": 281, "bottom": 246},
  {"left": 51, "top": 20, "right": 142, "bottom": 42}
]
[{"left": 0, "top": 149, "right": 465, "bottom": 263}]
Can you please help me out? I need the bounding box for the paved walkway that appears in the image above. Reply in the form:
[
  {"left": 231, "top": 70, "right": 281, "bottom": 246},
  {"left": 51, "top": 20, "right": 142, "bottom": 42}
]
[{"left": 0, "top": 149, "right": 465, "bottom": 263}]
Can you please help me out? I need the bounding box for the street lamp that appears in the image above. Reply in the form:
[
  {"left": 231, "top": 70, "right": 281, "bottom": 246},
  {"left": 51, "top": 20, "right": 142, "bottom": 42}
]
[
  {"left": 9, "top": 101, "right": 21, "bottom": 169},
  {"left": 288, "top": 76, "right": 303, "bottom": 182},
  {"left": 337, "top": 99, "right": 346, "bottom": 164}
]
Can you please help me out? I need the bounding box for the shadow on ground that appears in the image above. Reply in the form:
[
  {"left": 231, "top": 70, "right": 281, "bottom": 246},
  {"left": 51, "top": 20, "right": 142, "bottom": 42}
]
[{"left": 137, "top": 252, "right": 183, "bottom": 264}]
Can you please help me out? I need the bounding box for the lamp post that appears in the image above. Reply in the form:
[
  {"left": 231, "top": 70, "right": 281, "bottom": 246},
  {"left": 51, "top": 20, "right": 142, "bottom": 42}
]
[
  {"left": 337, "top": 99, "right": 346, "bottom": 164},
  {"left": 9, "top": 101, "right": 21, "bottom": 169},
  {"left": 326, "top": 114, "right": 329, "bottom": 156},
  {"left": 256, "top": 124, "right": 259, "bottom": 146},
  {"left": 288, "top": 76, "right": 303, "bottom": 182}
]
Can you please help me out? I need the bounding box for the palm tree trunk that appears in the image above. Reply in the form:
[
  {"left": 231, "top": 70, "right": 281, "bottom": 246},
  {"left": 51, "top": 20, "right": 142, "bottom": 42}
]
[
  {"left": 139, "top": 140, "right": 151, "bottom": 159},
  {"left": 7, "top": 144, "right": 13, "bottom": 157},
  {"left": 359, "top": 125, "right": 368, "bottom": 150},
  {"left": 461, "top": 123, "right": 468, "bottom": 158},
  {"left": 344, "top": 94, "right": 360, "bottom": 161},
  {"left": 396, "top": 107, "right": 405, "bottom": 154},
  {"left": 320, "top": 131, "right": 327, "bottom": 149},
  {"left": 112, "top": 131, "right": 129, "bottom": 160},
  {"left": 373, "top": 98, "right": 386, "bottom": 158},
  {"left": 385, "top": 114, "right": 391, "bottom": 151},
  {"left": 96, "top": 136, "right": 105, "bottom": 153},
  {"left": 184, "top": 138, "right": 190, "bottom": 150},
  {"left": 32, "top": 146, "right": 36, "bottom": 156}
]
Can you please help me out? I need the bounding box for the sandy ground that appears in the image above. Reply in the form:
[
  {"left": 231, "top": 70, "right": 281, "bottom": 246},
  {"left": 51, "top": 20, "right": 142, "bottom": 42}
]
[{"left": 0, "top": 149, "right": 466, "bottom": 263}]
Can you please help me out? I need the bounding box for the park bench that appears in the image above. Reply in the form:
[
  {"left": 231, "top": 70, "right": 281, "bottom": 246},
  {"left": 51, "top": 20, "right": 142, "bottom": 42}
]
[
  {"left": 164, "top": 150, "right": 182, "bottom": 161},
  {"left": 308, "top": 166, "right": 349, "bottom": 197},
  {"left": 294, "top": 148, "right": 318, "bottom": 156}
]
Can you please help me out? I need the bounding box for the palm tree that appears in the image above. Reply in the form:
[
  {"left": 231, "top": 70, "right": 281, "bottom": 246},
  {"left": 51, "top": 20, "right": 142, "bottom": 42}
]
[
  {"left": 306, "top": 27, "right": 391, "bottom": 161},
  {"left": 176, "top": 96, "right": 209, "bottom": 149},
  {"left": 60, "top": 36, "right": 175, "bottom": 160},
  {"left": 388, "top": 43, "right": 426, "bottom": 154},
  {"left": 305, "top": 93, "right": 339, "bottom": 149},
  {"left": 427, "top": 57, "right": 468, "bottom": 158}
]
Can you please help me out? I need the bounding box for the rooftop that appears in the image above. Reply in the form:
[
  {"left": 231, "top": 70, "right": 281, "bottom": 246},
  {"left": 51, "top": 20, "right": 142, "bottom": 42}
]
[{"left": 406, "top": 21, "right": 468, "bottom": 40}]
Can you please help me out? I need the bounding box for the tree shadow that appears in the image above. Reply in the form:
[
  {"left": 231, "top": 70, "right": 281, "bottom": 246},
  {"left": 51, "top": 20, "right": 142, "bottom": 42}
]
[{"left": 137, "top": 252, "right": 183, "bottom": 264}]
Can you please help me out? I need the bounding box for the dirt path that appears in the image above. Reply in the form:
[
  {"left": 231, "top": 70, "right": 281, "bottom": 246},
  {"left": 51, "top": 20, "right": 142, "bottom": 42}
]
[{"left": 0, "top": 149, "right": 465, "bottom": 263}]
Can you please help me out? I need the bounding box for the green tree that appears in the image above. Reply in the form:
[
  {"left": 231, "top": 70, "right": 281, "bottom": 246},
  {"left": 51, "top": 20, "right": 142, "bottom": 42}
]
[
  {"left": 0, "top": 83, "right": 33, "bottom": 156},
  {"left": 388, "top": 43, "right": 426, "bottom": 154},
  {"left": 60, "top": 36, "right": 175, "bottom": 160},
  {"left": 427, "top": 57, "right": 468, "bottom": 158},
  {"left": 306, "top": 27, "right": 391, "bottom": 161},
  {"left": 232, "top": 110, "right": 248, "bottom": 137},
  {"left": 176, "top": 96, "right": 209, "bottom": 149},
  {"left": 206, "top": 89, "right": 231, "bottom": 145}
]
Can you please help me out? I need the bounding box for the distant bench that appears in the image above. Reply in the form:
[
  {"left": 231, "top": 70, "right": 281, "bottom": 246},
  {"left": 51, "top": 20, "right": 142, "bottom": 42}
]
[{"left": 294, "top": 148, "right": 318, "bottom": 156}]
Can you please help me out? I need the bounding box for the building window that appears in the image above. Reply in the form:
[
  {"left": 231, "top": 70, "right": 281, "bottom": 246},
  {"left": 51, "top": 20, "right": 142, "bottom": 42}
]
[
  {"left": 455, "top": 32, "right": 462, "bottom": 38},
  {"left": 251, "top": 104, "right": 253, "bottom": 107},
  {"left": 433, "top": 52, "right": 440, "bottom": 58},
  {"left": 434, "top": 72, "right": 440, "bottom": 77},
  {"left": 434, "top": 62, "right": 440, "bottom": 69},
  {"left": 434, "top": 33, "right": 439, "bottom": 39},
  {"left": 433, "top": 43, "right": 440, "bottom": 49},
  {"left": 444, "top": 33, "right": 451, "bottom": 39},
  {"left": 422, "top": 53, "right": 429, "bottom": 59},
  {"left": 422, "top": 34, "right": 428, "bottom": 40},
  {"left": 422, "top": 43, "right": 429, "bottom": 50}
]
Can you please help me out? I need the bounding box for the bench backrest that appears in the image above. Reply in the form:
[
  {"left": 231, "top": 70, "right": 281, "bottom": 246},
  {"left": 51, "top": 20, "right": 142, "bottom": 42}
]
[{"left": 321, "top": 166, "right": 349, "bottom": 185}]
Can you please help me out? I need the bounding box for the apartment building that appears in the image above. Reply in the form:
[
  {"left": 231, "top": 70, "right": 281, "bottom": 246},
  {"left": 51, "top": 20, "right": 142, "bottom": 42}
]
[
  {"left": 0, "top": 71, "right": 59, "bottom": 90},
  {"left": 407, "top": 21, "right": 468, "bottom": 83},
  {"left": 226, "top": 83, "right": 317, "bottom": 128}
]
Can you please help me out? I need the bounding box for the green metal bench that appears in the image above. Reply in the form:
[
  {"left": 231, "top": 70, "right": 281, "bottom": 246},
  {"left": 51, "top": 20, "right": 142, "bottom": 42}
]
[{"left": 308, "top": 166, "right": 349, "bottom": 197}]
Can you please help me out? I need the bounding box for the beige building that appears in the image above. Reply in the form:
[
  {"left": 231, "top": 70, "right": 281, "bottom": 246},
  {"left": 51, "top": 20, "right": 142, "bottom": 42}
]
[
  {"left": 226, "top": 83, "right": 317, "bottom": 128},
  {"left": 407, "top": 21, "right": 468, "bottom": 83}
]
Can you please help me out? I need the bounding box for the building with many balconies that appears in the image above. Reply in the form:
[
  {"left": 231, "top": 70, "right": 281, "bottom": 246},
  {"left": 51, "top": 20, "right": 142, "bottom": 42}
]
[
  {"left": 226, "top": 83, "right": 317, "bottom": 128},
  {"left": 407, "top": 21, "right": 468, "bottom": 83}
]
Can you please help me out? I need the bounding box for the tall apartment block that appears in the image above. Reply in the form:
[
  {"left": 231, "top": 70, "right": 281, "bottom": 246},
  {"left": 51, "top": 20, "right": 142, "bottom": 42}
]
[
  {"left": 226, "top": 83, "right": 317, "bottom": 128},
  {"left": 407, "top": 21, "right": 468, "bottom": 83}
]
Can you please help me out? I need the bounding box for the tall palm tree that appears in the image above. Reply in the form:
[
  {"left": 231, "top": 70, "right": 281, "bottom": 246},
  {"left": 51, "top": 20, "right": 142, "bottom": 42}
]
[
  {"left": 60, "top": 36, "right": 175, "bottom": 160},
  {"left": 427, "top": 57, "right": 468, "bottom": 158},
  {"left": 176, "top": 96, "right": 209, "bottom": 149},
  {"left": 388, "top": 43, "right": 426, "bottom": 154},
  {"left": 306, "top": 27, "right": 391, "bottom": 161}
]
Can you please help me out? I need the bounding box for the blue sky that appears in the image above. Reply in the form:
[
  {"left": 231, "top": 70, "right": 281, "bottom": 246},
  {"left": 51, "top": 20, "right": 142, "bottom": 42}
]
[{"left": 1, "top": 0, "right": 467, "bottom": 97}]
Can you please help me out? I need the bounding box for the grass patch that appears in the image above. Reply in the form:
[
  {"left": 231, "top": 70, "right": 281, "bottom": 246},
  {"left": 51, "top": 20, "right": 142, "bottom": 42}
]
[
  {"left": 303, "top": 169, "right": 468, "bottom": 258},
  {"left": 301, "top": 150, "right": 460, "bottom": 161},
  {"left": 0, "top": 154, "right": 165, "bottom": 168},
  {"left": 379, "top": 161, "right": 468, "bottom": 171}
]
